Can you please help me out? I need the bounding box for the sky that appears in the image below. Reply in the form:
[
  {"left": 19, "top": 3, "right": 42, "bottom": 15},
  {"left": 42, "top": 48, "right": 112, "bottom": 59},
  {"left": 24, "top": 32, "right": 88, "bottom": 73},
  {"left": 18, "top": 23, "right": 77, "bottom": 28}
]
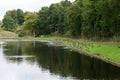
[{"left": 0, "top": 0, "right": 74, "bottom": 20}]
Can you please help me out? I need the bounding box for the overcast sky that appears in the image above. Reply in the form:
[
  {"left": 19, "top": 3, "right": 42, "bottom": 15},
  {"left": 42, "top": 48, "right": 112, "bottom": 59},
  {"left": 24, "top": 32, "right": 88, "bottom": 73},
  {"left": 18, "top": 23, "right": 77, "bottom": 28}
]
[{"left": 0, "top": 0, "right": 74, "bottom": 20}]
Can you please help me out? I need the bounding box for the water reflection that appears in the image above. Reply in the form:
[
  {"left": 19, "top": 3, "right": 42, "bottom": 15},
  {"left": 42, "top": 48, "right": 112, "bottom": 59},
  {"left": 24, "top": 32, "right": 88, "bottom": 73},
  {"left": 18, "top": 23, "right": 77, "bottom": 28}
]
[{"left": 1, "top": 41, "right": 120, "bottom": 80}]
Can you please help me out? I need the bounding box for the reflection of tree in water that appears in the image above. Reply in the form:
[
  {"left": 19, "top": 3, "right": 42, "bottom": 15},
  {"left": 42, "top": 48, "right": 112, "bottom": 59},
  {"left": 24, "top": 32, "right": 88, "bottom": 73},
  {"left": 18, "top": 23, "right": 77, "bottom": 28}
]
[
  {"left": 33, "top": 42, "right": 120, "bottom": 79},
  {"left": 3, "top": 41, "right": 36, "bottom": 64},
  {"left": 3, "top": 42, "right": 27, "bottom": 56},
  {"left": 34, "top": 44, "right": 85, "bottom": 78},
  {"left": 3, "top": 41, "right": 120, "bottom": 79},
  {"left": 6, "top": 57, "right": 23, "bottom": 64},
  {"left": 5, "top": 56, "right": 35, "bottom": 65},
  {"left": 3, "top": 41, "right": 34, "bottom": 56}
]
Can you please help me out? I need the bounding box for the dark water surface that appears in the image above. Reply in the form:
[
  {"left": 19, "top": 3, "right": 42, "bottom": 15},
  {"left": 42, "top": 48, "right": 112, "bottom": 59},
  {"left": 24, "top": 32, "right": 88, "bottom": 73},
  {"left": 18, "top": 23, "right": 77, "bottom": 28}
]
[{"left": 0, "top": 41, "right": 120, "bottom": 80}]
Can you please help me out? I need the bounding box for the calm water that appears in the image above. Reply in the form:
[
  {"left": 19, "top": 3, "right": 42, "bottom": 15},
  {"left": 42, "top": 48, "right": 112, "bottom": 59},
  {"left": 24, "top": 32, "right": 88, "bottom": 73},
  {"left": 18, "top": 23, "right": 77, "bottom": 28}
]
[{"left": 0, "top": 41, "right": 120, "bottom": 80}]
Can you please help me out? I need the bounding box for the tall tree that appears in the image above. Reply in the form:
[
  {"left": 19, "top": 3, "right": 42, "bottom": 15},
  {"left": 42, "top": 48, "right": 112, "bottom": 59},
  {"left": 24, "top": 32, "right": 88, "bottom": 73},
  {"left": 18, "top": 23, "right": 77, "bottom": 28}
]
[
  {"left": 16, "top": 9, "right": 24, "bottom": 25},
  {"left": 58, "top": 0, "right": 71, "bottom": 34},
  {"left": 2, "top": 16, "right": 16, "bottom": 31},
  {"left": 36, "top": 7, "right": 50, "bottom": 35},
  {"left": 65, "top": 0, "right": 82, "bottom": 37},
  {"left": 96, "top": 0, "right": 120, "bottom": 40},
  {"left": 24, "top": 12, "right": 38, "bottom": 36},
  {"left": 5, "top": 10, "right": 17, "bottom": 24}
]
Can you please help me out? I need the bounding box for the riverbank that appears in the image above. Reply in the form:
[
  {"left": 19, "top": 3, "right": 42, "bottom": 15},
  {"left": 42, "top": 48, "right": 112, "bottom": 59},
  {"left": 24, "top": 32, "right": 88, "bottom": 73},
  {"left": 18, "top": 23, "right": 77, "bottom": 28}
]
[
  {"left": 21, "top": 36, "right": 120, "bottom": 67},
  {"left": 0, "top": 35, "right": 120, "bottom": 67},
  {"left": 0, "top": 29, "right": 18, "bottom": 39}
]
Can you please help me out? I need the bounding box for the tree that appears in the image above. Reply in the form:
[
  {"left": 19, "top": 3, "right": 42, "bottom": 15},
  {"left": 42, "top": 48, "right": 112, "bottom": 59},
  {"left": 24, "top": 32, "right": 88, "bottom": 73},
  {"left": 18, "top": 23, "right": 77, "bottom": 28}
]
[
  {"left": 2, "top": 16, "right": 16, "bottom": 31},
  {"left": 65, "top": 1, "right": 82, "bottom": 37},
  {"left": 36, "top": 7, "right": 51, "bottom": 35},
  {"left": 80, "top": 0, "right": 97, "bottom": 39},
  {"left": 58, "top": 0, "right": 71, "bottom": 34},
  {"left": 95, "top": 0, "right": 120, "bottom": 40},
  {"left": 24, "top": 12, "right": 38, "bottom": 36},
  {"left": 2, "top": 0, "right": 119, "bottom": 40},
  {"left": 5, "top": 10, "right": 17, "bottom": 24},
  {"left": 2, "top": 9, "right": 25, "bottom": 31},
  {"left": 48, "top": 0, "right": 71, "bottom": 35},
  {"left": 36, "top": 0, "right": 71, "bottom": 36},
  {"left": 16, "top": 9, "right": 24, "bottom": 25}
]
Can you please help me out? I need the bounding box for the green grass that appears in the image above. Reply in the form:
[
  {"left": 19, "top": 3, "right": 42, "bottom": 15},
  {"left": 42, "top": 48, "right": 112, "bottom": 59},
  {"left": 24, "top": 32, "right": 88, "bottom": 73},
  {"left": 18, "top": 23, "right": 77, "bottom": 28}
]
[
  {"left": 90, "top": 43, "right": 120, "bottom": 63},
  {"left": 23, "top": 36, "right": 120, "bottom": 64},
  {"left": 0, "top": 29, "right": 18, "bottom": 39}
]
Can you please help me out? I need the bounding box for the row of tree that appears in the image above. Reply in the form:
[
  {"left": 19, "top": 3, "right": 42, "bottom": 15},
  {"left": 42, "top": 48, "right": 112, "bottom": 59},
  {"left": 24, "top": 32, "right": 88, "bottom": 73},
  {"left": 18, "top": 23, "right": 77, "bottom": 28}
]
[
  {"left": 2, "top": 9, "right": 24, "bottom": 31},
  {"left": 1, "top": 0, "right": 120, "bottom": 40}
]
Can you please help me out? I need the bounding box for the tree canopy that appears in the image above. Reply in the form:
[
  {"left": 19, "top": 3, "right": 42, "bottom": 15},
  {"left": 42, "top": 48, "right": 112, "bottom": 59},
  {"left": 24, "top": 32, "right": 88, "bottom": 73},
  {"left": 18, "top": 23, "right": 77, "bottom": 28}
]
[{"left": 2, "top": 0, "right": 120, "bottom": 41}]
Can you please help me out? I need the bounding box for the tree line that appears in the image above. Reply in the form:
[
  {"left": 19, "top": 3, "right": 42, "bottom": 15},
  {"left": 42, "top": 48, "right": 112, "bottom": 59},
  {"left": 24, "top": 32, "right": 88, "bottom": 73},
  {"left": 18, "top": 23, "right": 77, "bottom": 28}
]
[{"left": 1, "top": 0, "right": 120, "bottom": 41}]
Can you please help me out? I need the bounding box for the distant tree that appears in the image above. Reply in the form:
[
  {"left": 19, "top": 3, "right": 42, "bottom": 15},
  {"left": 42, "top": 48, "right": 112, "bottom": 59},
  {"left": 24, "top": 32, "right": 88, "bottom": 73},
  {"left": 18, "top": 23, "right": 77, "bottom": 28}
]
[
  {"left": 81, "top": 0, "right": 97, "bottom": 39},
  {"left": 95, "top": 0, "right": 120, "bottom": 40},
  {"left": 36, "top": 0, "right": 71, "bottom": 36},
  {"left": 36, "top": 7, "right": 50, "bottom": 35},
  {"left": 2, "top": 16, "right": 16, "bottom": 31},
  {"left": 2, "top": 0, "right": 119, "bottom": 40},
  {"left": 48, "top": 0, "right": 71, "bottom": 35},
  {"left": 58, "top": 0, "right": 71, "bottom": 34},
  {"left": 2, "top": 9, "right": 25, "bottom": 31},
  {"left": 16, "top": 9, "right": 24, "bottom": 25},
  {"left": 24, "top": 12, "right": 38, "bottom": 36},
  {"left": 5, "top": 10, "right": 17, "bottom": 24},
  {"left": 65, "top": 1, "right": 82, "bottom": 37}
]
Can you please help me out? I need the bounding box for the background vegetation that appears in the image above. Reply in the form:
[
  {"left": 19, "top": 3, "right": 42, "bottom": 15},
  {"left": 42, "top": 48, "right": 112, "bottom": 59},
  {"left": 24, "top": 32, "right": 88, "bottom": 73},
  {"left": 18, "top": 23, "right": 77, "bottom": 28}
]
[{"left": 1, "top": 0, "right": 120, "bottom": 41}]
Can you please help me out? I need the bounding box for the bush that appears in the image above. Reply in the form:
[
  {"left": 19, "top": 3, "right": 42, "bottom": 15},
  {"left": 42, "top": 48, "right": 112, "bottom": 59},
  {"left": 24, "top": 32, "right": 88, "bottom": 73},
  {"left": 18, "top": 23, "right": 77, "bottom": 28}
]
[{"left": 16, "top": 30, "right": 26, "bottom": 37}]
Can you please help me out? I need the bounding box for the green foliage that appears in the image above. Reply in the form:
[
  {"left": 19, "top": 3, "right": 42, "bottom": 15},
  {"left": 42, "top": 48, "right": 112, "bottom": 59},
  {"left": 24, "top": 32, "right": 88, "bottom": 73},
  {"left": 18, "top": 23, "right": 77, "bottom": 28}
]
[
  {"left": 24, "top": 12, "right": 38, "bottom": 36},
  {"left": 65, "top": 2, "right": 82, "bottom": 36},
  {"left": 36, "top": 7, "right": 50, "bottom": 35},
  {"left": 16, "top": 9, "right": 24, "bottom": 25},
  {"left": 2, "top": 9, "right": 24, "bottom": 31},
  {"left": 66, "top": 0, "right": 120, "bottom": 40},
  {"left": 2, "top": 16, "right": 16, "bottom": 31},
  {"left": 5, "top": 10, "right": 17, "bottom": 23},
  {"left": 36, "top": 0, "right": 71, "bottom": 36},
  {"left": 16, "top": 30, "right": 25, "bottom": 37},
  {"left": 1, "top": 0, "right": 120, "bottom": 41},
  {"left": 81, "top": 0, "right": 96, "bottom": 39}
]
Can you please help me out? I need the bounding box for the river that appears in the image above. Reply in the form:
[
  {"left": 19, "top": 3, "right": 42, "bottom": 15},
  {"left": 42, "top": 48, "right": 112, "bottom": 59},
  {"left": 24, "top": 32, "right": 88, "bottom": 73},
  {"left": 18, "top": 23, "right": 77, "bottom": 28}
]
[{"left": 0, "top": 41, "right": 120, "bottom": 80}]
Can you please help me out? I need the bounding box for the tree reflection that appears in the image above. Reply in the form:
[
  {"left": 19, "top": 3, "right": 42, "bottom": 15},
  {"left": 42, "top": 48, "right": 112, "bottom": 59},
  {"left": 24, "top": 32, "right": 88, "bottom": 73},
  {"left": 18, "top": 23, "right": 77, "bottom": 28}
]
[{"left": 3, "top": 41, "right": 120, "bottom": 79}]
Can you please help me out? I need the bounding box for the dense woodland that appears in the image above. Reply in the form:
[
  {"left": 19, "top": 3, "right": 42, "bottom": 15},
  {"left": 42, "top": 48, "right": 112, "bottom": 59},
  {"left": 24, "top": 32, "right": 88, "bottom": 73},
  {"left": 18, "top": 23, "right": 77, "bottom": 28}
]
[{"left": 1, "top": 0, "right": 120, "bottom": 41}]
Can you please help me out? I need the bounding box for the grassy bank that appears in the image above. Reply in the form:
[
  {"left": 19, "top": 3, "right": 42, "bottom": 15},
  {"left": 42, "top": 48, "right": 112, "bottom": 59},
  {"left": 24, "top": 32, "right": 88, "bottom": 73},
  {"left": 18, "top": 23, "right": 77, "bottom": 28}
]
[
  {"left": 0, "top": 29, "right": 18, "bottom": 39},
  {"left": 22, "top": 36, "right": 120, "bottom": 65}
]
